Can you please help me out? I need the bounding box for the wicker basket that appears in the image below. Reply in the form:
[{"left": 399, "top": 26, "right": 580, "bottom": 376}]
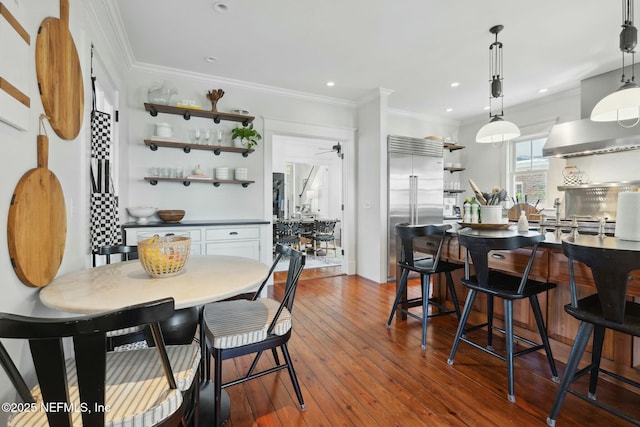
[{"left": 138, "top": 234, "right": 191, "bottom": 278}]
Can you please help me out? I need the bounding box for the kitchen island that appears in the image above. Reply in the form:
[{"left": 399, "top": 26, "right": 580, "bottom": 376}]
[{"left": 424, "top": 224, "right": 640, "bottom": 387}]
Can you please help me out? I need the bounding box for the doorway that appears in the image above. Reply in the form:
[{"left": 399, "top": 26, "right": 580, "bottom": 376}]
[{"left": 272, "top": 135, "right": 344, "bottom": 279}]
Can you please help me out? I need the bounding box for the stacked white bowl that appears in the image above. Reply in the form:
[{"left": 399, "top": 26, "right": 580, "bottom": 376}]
[
  {"left": 215, "top": 167, "right": 229, "bottom": 180},
  {"left": 235, "top": 168, "right": 248, "bottom": 180}
]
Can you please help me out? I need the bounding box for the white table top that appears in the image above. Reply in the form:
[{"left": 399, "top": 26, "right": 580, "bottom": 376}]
[{"left": 39, "top": 255, "right": 269, "bottom": 314}]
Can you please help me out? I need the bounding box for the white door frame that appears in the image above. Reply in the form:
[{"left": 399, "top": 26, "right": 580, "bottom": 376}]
[{"left": 262, "top": 117, "right": 356, "bottom": 275}]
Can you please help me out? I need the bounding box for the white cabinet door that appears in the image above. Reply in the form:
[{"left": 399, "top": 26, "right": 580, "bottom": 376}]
[{"left": 206, "top": 240, "right": 260, "bottom": 260}]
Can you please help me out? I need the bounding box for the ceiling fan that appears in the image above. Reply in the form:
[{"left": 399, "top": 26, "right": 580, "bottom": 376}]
[{"left": 315, "top": 142, "right": 342, "bottom": 158}]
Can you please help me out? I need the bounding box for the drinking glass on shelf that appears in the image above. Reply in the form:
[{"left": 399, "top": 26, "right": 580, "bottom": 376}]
[
  {"left": 203, "top": 128, "right": 212, "bottom": 145},
  {"left": 190, "top": 128, "right": 202, "bottom": 144},
  {"left": 216, "top": 128, "right": 225, "bottom": 146}
]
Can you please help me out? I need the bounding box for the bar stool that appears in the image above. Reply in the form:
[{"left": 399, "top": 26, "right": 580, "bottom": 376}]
[
  {"left": 547, "top": 235, "right": 640, "bottom": 426},
  {"left": 387, "top": 223, "right": 462, "bottom": 350},
  {"left": 448, "top": 230, "right": 558, "bottom": 402}
]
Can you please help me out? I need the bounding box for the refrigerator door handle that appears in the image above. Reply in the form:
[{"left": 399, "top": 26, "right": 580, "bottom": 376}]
[{"left": 410, "top": 175, "right": 418, "bottom": 224}]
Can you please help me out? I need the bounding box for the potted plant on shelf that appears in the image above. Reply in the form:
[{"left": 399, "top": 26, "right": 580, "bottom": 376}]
[{"left": 231, "top": 124, "right": 262, "bottom": 149}]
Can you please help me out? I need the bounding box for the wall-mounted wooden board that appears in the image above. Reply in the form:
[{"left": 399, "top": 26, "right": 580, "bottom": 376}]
[{"left": 0, "top": 2, "right": 30, "bottom": 131}]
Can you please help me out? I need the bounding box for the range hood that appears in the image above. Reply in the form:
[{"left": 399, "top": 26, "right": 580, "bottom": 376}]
[
  {"left": 542, "top": 69, "right": 640, "bottom": 158},
  {"left": 542, "top": 118, "right": 640, "bottom": 158}
]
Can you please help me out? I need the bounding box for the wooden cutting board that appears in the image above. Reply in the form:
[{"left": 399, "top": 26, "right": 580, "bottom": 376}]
[
  {"left": 35, "top": 0, "right": 83, "bottom": 140},
  {"left": 7, "top": 135, "right": 66, "bottom": 287}
]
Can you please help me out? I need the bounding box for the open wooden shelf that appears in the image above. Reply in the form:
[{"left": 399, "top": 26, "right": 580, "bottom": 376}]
[
  {"left": 444, "top": 166, "right": 465, "bottom": 173},
  {"left": 443, "top": 142, "right": 465, "bottom": 151},
  {"left": 144, "top": 177, "right": 255, "bottom": 188},
  {"left": 144, "top": 103, "right": 255, "bottom": 126},
  {"left": 144, "top": 139, "right": 254, "bottom": 157}
]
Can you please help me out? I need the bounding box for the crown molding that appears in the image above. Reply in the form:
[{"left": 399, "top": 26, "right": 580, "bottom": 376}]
[
  {"left": 87, "top": 0, "right": 136, "bottom": 70},
  {"left": 388, "top": 108, "right": 461, "bottom": 127}
]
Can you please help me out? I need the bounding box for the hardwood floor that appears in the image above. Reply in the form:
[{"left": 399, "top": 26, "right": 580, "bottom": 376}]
[{"left": 216, "top": 274, "right": 639, "bottom": 426}]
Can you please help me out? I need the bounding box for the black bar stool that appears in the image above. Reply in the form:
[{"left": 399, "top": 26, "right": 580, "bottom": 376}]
[
  {"left": 448, "top": 230, "right": 558, "bottom": 402},
  {"left": 387, "top": 223, "right": 462, "bottom": 350},
  {"left": 547, "top": 235, "right": 640, "bottom": 426}
]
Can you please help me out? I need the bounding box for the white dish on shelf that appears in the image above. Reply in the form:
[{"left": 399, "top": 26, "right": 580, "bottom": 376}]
[
  {"left": 151, "top": 135, "right": 177, "bottom": 142},
  {"left": 232, "top": 108, "right": 250, "bottom": 115}
]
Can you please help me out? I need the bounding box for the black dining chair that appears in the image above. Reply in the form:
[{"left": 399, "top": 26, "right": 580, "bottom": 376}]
[
  {"left": 312, "top": 219, "right": 338, "bottom": 256},
  {"left": 547, "top": 236, "right": 640, "bottom": 426},
  {"left": 202, "top": 244, "right": 306, "bottom": 427},
  {"left": 0, "top": 298, "right": 201, "bottom": 427},
  {"left": 448, "top": 230, "right": 558, "bottom": 402},
  {"left": 387, "top": 223, "right": 462, "bottom": 349},
  {"left": 275, "top": 220, "right": 301, "bottom": 250},
  {"left": 91, "top": 244, "right": 138, "bottom": 267}
]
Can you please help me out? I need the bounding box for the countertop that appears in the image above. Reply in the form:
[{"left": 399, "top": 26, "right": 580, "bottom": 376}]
[
  {"left": 447, "top": 222, "right": 570, "bottom": 248},
  {"left": 122, "top": 219, "right": 270, "bottom": 228}
]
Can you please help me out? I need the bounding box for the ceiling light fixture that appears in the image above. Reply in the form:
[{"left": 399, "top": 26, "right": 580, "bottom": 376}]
[
  {"left": 450, "top": 82, "right": 460, "bottom": 88},
  {"left": 213, "top": 2, "right": 229, "bottom": 13},
  {"left": 445, "top": 108, "right": 453, "bottom": 112},
  {"left": 205, "top": 56, "right": 217, "bottom": 63},
  {"left": 326, "top": 81, "right": 335, "bottom": 87},
  {"left": 475, "top": 25, "right": 520, "bottom": 143},
  {"left": 538, "top": 88, "right": 548, "bottom": 93},
  {"left": 591, "top": 0, "right": 640, "bottom": 127}
]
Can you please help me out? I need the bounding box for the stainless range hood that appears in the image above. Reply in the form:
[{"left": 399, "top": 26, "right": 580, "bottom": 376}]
[
  {"left": 542, "top": 118, "right": 640, "bottom": 158},
  {"left": 542, "top": 69, "right": 640, "bottom": 158}
]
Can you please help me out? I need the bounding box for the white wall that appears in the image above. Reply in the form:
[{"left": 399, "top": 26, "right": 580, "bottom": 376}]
[
  {"left": 458, "top": 89, "right": 581, "bottom": 213},
  {"left": 0, "top": 0, "right": 130, "bottom": 422}
]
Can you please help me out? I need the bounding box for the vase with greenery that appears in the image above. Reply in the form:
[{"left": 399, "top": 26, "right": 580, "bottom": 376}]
[{"left": 231, "top": 124, "right": 262, "bottom": 149}]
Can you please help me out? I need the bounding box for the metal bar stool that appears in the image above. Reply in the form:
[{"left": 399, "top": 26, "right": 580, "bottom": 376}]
[
  {"left": 448, "top": 229, "right": 558, "bottom": 402},
  {"left": 547, "top": 235, "right": 640, "bottom": 426},
  {"left": 387, "top": 223, "right": 462, "bottom": 349}
]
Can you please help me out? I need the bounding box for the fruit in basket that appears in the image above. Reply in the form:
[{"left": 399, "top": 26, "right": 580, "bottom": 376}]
[{"left": 139, "top": 234, "right": 191, "bottom": 277}]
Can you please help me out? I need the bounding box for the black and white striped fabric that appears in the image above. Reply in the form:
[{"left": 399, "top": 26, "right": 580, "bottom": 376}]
[
  {"left": 203, "top": 299, "right": 292, "bottom": 350},
  {"left": 91, "top": 110, "right": 112, "bottom": 160},
  {"left": 8, "top": 345, "right": 200, "bottom": 427}
]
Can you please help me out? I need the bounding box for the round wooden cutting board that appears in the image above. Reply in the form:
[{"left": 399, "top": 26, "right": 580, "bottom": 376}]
[
  {"left": 35, "top": 0, "right": 83, "bottom": 140},
  {"left": 7, "top": 135, "right": 67, "bottom": 287}
]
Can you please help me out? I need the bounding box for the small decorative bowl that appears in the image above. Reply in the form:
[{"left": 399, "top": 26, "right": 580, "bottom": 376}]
[
  {"left": 127, "top": 207, "right": 157, "bottom": 224},
  {"left": 138, "top": 234, "right": 191, "bottom": 278},
  {"left": 157, "top": 210, "right": 185, "bottom": 223}
]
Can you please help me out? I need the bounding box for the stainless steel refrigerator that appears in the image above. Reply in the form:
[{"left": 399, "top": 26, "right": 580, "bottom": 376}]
[{"left": 387, "top": 135, "right": 444, "bottom": 279}]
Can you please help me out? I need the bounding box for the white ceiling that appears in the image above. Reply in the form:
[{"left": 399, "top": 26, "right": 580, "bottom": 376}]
[{"left": 112, "top": 0, "right": 626, "bottom": 122}]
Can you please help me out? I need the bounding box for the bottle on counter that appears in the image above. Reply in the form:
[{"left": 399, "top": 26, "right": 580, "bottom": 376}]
[
  {"left": 463, "top": 197, "right": 471, "bottom": 223},
  {"left": 470, "top": 198, "right": 479, "bottom": 224},
  {"left": 517, "top": 210, "right": 529, "bottom": 232}
]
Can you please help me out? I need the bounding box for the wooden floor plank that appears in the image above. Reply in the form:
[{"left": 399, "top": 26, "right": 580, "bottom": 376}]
[{"left": 212, "top": 270, "right": 640, "bottom": 427}]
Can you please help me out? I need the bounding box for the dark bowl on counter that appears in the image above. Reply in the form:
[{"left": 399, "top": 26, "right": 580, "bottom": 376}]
[{"left": 157, "top": 210, "right": 185, "bottom": 223}]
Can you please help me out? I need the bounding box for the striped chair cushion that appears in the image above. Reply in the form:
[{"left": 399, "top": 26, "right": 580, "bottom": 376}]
[
  {"left": 8, "top": 345, "right": 200, "bottom": 427},
  {"left": 204, "top": 299, "right": 292, "bottom": 350},
  {"left": 106, "top": 326, "right": 143, "bottom": 338}
]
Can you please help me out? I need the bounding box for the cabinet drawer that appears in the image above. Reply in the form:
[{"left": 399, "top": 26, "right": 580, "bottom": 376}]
[
  {"left": 486, "top": 247, "right": 548, "bottom": 282},
  {"left": 206, "top": 227, "right": 260, "bottom": 241},
  {"left": 134, "top": 228, "right": 201, "bottom": 243},
  {"left": 206, "top": 240, "right": 260, "bottom": 260}
]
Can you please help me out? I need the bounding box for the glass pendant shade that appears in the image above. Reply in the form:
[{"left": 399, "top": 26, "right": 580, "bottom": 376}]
[
  {"left": 475, "top": 116, "right": 521, "bottom": 143},
  {"left": 590, "top": 81, "right": 640, "bottom": 122},
  {"left": 591, "top": 0, "right": 640, "bottom": 126}
]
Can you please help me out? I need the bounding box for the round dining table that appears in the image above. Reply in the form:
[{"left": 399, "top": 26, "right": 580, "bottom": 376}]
[
  {"left": 39, "top": 254, "right": 270, "bottom": 427},
  {"left": 39, "top": 255, "right": 269, "bottom": 313}
]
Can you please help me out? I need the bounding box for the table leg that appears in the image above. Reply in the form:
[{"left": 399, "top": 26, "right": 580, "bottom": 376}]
[{"left": 199, "top": 382, "right": 230, "bottom": 427}]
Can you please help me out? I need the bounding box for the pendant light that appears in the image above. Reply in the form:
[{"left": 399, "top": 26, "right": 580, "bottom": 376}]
[
  {"left": 591, "top": 0, "right": 640, "bottom": 127},
  {"left": 476, "top": 25, "right": 521, "bottom": 143}
]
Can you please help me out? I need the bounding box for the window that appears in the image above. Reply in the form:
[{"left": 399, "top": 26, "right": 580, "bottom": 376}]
[{"left": 511, "top": 138, "right": 548, "bottom": 207}]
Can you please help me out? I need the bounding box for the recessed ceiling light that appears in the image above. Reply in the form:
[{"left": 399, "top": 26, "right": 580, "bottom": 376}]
[
  {"left": 538, "top": 88, "right": 548, "bottom": 93},
  {"left": 213, "top": 2, "right": 229, "bottom": 13},
  {"left": 326, "top": 81, "right": 335, "bottom": 87},
  {"left": 205, "top": 56, "right": 217, "bottom": 63},
  {"left": 483, "top": 106, "right": 490, "bottom": 110},
  {"left": 445, "top": 108, "right": 453, "bottom": 112},
  {"left": 450, "top": 82, "right": 460, "bottom": 88}
]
